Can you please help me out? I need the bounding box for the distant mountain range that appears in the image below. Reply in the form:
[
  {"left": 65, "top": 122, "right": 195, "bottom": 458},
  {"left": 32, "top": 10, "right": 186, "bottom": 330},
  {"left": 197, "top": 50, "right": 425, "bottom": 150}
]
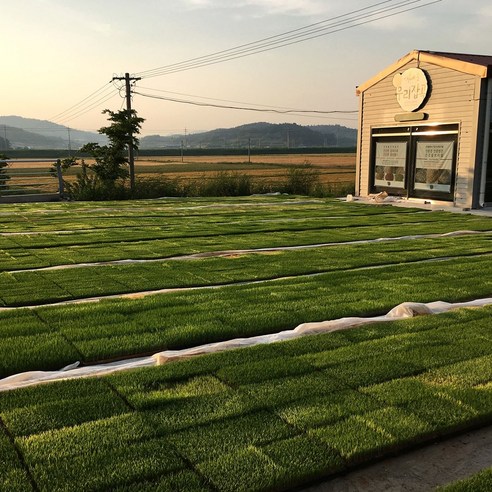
[
  {"left": 0, "top": 116, "right": 356, "bottom": 151},
  {"left": 0, "top": 116, "right": 106, "bottom": 150},
  {"left": 140, "top": 123, "right": 357, "bottom": 149}
]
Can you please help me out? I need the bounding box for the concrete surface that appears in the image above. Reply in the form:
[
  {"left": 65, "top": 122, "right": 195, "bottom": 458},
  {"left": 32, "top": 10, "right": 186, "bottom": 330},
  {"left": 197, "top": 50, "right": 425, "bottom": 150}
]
[{"left": 301, "top": 425, "right": 492, "bottom": 491}]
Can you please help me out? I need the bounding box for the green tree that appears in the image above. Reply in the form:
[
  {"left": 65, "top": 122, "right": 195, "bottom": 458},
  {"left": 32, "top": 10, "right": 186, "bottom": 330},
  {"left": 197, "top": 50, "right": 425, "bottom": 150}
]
[{"left": 81, "top": 108, "right": 144, "bottom": 185}]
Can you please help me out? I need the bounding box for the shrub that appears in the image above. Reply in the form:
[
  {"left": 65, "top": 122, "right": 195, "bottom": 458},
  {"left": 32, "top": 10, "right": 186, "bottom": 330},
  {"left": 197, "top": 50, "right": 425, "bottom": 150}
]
[
  {"left": 197, "top": 171, "right": 253, "bottom": 197},
  {"left": 133, "top": 176, "right": 182, "bottom": 199},
  {"left": 282, "top": 164, "right": 320, "bottom": 195},
  {"left": 65, "top": 163, "right": 129, "bottom": 201}
]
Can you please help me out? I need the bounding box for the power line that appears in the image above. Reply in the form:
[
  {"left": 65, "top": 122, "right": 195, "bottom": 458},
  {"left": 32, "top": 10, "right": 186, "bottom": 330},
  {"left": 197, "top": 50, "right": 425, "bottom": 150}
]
[
  {"left": 138, "top": 86, "right": 357, "bottom": 113},
  {"left": 56, "top": 89, "right": 121, "bottom": 124},
  {"left": 136, "top": 0, "right": 442, "bottom": 79},
  {"left": 132, "top": 90, "right": 359, "bottom": 120},
  {"left": 137, "top": 85, "right": 349, "bottom": 112},
  {"left": 50, "top": 83, "right": 116, "bottom": 122}
]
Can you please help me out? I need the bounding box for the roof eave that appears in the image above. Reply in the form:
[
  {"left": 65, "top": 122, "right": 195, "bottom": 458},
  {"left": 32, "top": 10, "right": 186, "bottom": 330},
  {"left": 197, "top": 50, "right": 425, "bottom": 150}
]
[{"left": 356, "top": 50, "right": 489, "bottom": 96}]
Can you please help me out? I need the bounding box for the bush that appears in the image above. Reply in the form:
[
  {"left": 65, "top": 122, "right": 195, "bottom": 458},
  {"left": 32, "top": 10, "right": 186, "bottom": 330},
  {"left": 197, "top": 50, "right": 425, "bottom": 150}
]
[
  {"left": 282, "top": 164, "right": 320, "bottom": 195},
  {"left": 65, "top": 163, "right": 129, "bottom": 201},
  {"left": 197, "top": 171, "right": 253, "bottom": 197},
  {"left": 133, "top": 176, "right": 182, "bottom": 199}
]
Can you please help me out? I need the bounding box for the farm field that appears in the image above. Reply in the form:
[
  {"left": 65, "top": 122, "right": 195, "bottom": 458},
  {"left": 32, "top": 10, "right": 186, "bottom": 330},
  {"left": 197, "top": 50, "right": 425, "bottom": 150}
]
[
  {"left": 1, "top": 196, "right": 492, "bottom": 491},
  {"left": 1, "top": 153, "right": 356, "bottom": 196},
  {"left": 133, "top": 153, "right": 355, "bottom": 187}
]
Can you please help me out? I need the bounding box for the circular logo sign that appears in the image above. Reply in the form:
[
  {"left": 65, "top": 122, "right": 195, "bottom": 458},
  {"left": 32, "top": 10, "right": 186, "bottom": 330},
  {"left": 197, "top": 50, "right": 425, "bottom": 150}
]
[{"left": 393, "top": 68, "right": 429, "bottom": 112}]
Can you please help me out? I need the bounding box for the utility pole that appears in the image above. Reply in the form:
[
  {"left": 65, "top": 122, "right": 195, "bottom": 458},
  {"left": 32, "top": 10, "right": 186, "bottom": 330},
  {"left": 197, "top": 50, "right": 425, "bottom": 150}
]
[
  {"left": 112, "top": 72, "right": 141, "bottom": 193},
  {"left": 67, "top": 127, "right": 72, "bottom": 157}
]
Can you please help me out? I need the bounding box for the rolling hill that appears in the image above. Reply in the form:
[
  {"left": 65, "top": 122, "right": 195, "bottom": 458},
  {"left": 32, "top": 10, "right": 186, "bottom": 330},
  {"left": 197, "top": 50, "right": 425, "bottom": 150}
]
[
  {"left": 140, "top": 123, "right": 357, "bottom": 149},
  {"left": 0, "top": 116, "right": 106, "bottom": 149}
]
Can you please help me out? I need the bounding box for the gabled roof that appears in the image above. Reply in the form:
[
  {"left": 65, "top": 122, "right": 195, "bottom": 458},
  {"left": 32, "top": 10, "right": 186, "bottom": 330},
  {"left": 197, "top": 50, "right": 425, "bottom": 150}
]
[{"left": 356, "top": 50, "right": 492, "bottom": 95}]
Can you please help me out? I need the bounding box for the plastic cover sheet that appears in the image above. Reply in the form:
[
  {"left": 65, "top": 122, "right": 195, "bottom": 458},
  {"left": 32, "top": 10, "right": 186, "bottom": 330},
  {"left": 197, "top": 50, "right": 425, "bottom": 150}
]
[{"left": 1, "top": 297, "right": 491, "bottom": 392}]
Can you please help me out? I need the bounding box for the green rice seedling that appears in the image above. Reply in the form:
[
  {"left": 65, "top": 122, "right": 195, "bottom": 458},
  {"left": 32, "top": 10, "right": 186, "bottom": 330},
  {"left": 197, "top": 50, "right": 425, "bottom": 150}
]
[
  {"left": 356, "top": 406, "right": 432, "bottom": 443},
  {"left": 309, "top": 414, "right": 395, "bottom": 463},
  {"left": 0, "top": 333, "right": 80, "bottom": 379},
  {"left": 111, "top": 469, "right": 211, "bottom": 492},
  {"left": 241, "top": 370, "right": 347, "bottom": 409},
  {"left": 361, "top": 377, "right": 440, "bottom": 406},
  {"left": 396, "top": 339, "right": 489, "bottom": 373},
  {"left": 167, "top": 411, "right": 296, "bottom": 464},
  {"left": 0, "top": 428, "right": 33, "bottom": 492},
  {"left": 73, "top": 332, "right": 170, "bottom": 362},
  {"left": 2, "top": 392, "right": 130, "bottom": 437},
  {"left": 276, "top": 389, "right": 380, "bottom": 430},
  {"left": 419, "top": 354, "right": 492, "bottom": 387},
  {"left": 260, "top": 434, "right": 345, "bottom": 489},
  {"left": 323, "top": 353, "right": 423, "bottom": 388},
  {"left": 216, "top": 356, "right": 316, "bottom": 386},
  {"left": 0, "top": 377, "right": 122, "bottom": 414},
  {"left": 197, "top": 446, "right": 282, "bottom": 492},
  {"left": 38, "top": 268, "right": 132, "bottom": 298},
  {"left": 62, "top": 320, "right": 149, "bottom": 343},
  {"left": 302, "top": 331, "right": 422, "bottom": 368},
  {"left": 0, "top": 309, "right": 51, "bottom": 338},
  {"left": 3, "top": 259, "right": 487, "bottom": 377},
  {"left": 340, "top": 313, "right": 449, "bottom": 343},
  {"left": 26, "top": 436, "right": 185, "bottom": 492},
  {"left": 0, "top": 271, "right": 72, "bottom": 306},
  {"left": 124, "top": 374, "right": 229, "bottom": 406},
  {"left": 1, "top": 378, "right": 133, "bottom": 458},
  {"left": 433, "top": 385, "right": 492, "bottom": 421},
  {"left": 110, "top": 341, "right": 287, "bottom": 396},
  {"left": 274, "top": 330, "right": 351, "bottom": 356},
  {"left": 140, "top": 390, "right": 261, "bottom": 433},
  {"left": 438, "top": 467, "right": 492, "bottom": 491},
  {"left": 16, "top": 413, "right": 163, "bottom": 475},
  {"left": 402, "top": 391, "right": 480, "bottom": 432}
]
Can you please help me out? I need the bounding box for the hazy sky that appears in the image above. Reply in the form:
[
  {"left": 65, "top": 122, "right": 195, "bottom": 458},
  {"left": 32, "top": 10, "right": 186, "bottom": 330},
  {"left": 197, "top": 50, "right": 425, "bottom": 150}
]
[{"left": 3, "top": 0, "right": 492, "bottom": 136}]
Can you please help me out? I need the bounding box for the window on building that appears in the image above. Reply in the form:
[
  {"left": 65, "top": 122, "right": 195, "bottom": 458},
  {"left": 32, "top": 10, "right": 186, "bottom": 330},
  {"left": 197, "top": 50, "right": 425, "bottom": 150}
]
[{"left": 370, "top": 124, "right": 458, "bottom": 200}]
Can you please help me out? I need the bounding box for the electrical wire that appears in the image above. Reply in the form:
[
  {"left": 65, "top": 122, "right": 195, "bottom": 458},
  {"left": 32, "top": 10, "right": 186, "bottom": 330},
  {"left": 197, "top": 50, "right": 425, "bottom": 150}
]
[
  {"left": 50, "top": 83, "right": 117, "bottom": 122},
  {"left": 56, "top": 88, "right": 121, "bottom": 124},
  {"left": 132, "top": 90, "right": 359, "bottom": 121},
  {"left": 136, "top": 0, "right": 442, "bottom": 79},
  {"left": 136, "top": 85, "right": 341, "bottom": 112}
]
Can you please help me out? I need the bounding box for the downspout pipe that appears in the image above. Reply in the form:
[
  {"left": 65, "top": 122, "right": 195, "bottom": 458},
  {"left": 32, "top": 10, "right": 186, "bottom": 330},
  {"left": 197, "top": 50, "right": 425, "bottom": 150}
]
[{"left": 479, "top": 78, "right": 492, "bottom": 207}]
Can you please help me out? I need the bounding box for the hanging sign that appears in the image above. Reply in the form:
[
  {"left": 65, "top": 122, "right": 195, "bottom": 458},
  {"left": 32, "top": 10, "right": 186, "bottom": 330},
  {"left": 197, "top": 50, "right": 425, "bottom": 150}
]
[{"left": 393, "top": 68, "right": 429, "bottom": 112}]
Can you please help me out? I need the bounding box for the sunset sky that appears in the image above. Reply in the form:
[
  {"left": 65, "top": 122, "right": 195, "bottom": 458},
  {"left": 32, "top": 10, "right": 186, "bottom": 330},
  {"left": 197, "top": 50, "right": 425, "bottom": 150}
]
[{"left": 4, "top": 0, "right": 492, "bottom": 136}]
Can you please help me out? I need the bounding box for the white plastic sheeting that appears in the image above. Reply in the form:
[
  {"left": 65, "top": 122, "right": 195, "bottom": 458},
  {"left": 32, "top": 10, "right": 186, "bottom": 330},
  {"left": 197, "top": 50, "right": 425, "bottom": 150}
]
[
  {"left": 9, "top": 229, "right": 487, "bottom": 274},
  {"left": 1, "top": 297, "right": 491, "bottom": 392}
]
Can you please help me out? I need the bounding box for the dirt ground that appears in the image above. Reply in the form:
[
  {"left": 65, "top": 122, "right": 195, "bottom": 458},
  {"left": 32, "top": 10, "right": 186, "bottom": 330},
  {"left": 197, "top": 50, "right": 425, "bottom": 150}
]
[{"left": 301, "top": 425, "right": 492, "bottom": 491}]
